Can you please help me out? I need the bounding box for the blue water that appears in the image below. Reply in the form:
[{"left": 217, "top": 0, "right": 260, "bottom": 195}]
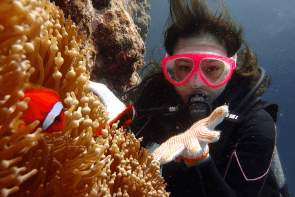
[{"left": 145, "top": 0, "right": 295, "bottom": 194}]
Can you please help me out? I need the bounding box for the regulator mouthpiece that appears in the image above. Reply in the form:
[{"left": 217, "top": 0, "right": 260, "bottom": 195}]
[{"left": 188, "top": 94, "right": 212, "bottom": 121}]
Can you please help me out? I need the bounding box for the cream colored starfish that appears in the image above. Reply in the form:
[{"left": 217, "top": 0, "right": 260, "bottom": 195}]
[{"left": 152, "top": 105, "right": 229, "bottom": 165}]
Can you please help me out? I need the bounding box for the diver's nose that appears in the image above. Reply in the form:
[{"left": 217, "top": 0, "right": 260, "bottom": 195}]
[{"left": 190, "top": 73, "right": 204, "bottom": 88}]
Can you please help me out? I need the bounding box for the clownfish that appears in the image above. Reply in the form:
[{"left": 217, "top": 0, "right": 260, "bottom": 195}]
[
  {"left": 95, "top": 104, "right": 136, "bottom": 135},
  {"left": 20, "top": 85, "right": 66, "bottom": 133}
]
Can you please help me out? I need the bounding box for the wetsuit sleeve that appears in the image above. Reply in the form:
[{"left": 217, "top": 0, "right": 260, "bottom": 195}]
[{"left": 194, "top": 108, "right": 276, "bottom": 196}]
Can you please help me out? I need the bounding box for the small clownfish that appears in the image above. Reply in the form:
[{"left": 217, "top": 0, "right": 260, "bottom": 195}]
[
  {"left": 95, "top": 104, "right": 136, "bottom": 135},
  {"left": 20, "top": 85, "right": 66, "bottom": 133}
]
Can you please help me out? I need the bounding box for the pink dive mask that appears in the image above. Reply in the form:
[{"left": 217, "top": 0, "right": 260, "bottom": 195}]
[{"left": 161, "top": 53, "right": 237, "bottom": 88}]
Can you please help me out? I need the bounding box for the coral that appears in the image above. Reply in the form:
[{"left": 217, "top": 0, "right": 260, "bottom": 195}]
[
  {"left": 52, "top": 0, "right": 150, "bottom": 97},
  {"left": 0, "top": 0, "right": 168, "bottom": 196}
]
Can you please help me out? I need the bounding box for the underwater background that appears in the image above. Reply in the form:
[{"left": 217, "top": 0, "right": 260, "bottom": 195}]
[{"left": 144, "top": 0, "right": 295, "bottom": 194}]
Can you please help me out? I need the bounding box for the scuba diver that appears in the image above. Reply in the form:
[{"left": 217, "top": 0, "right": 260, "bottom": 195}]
[{"left": 91, "top": 0, "right": 291, "bottom": 196}]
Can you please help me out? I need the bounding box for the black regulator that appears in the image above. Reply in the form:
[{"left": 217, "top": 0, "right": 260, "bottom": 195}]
[
  {"left": 187, "top": 94, "right": 212, "bottom": 121},
  {"left": 135, "top": 94, "right": 213, "bottom": 122}
]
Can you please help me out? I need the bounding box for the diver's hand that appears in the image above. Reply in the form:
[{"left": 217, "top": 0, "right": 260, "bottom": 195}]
[{"left": 152, "top": 105, "right": 229, "bottom": 166}]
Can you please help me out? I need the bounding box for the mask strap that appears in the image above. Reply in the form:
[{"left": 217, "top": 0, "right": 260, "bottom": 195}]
[{"left": 230, "top": 53, "right": 238, "bottom": 68}]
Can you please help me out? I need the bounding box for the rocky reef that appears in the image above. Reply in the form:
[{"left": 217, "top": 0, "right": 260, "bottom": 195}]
[
  {"left": 52, "top": 0, "right": 151, "bottom": 96},
  {"left": 0, "top": 0, "right": 168, "bottom": 196}
]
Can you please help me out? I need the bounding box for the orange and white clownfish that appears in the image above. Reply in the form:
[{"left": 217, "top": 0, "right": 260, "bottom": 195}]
[
  {"left": 20, "top": 85, "right": 66, "bottom": 133},
  {"left": 95, "top": 104, "right": 136, "bottom": 135}
]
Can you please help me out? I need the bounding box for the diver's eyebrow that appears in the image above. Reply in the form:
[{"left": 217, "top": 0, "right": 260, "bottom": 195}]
[
  {"left": 206, "top": 59, "right": 220, "bottom": 63},
  {"left": 175, "top": 59, "right": 191, "bottom": 63}
]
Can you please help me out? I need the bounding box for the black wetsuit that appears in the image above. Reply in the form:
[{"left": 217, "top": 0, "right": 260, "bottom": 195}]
[{"left": 130, "top": 74, "right": 290, "bottom": 197}]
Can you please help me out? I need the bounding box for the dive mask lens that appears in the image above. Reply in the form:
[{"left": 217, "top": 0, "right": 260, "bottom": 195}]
[
  {"left": 165, "top": 57, "right": 194, "bottom": 84},
  {"left": 199, "top": 59, "right": 231, "bottom": 87},
  {"left": 162, "top": 53, "right": 235, "bottom": 88}
]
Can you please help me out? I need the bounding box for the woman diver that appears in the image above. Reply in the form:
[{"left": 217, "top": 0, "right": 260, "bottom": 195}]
[
  {"left": 127, "top": 0, "right": 290, "bottom": 196},
  {"left": 91, "top": 0, "right": 291, "bottom": 196}
]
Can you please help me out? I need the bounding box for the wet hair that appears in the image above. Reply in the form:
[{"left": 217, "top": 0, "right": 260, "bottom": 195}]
[
  {"left": 130, "top": 0, "right": 271, "bottom": 104},
  {"left": 164, "top": 0, "right": 241, "bottom": 57}
]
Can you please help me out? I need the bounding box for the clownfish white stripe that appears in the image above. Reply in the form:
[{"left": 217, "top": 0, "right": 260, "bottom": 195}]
[
  {"left": 42, "top": 101, "right": 63, "bottom": 130},
  {"left": 132, "top": 106, "right": 136, "bottom": 121}
]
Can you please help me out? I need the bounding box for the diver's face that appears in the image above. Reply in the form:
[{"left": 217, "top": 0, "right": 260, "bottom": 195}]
[{"left": 172, "top": 33, "right": 228, "bottom": 104}]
